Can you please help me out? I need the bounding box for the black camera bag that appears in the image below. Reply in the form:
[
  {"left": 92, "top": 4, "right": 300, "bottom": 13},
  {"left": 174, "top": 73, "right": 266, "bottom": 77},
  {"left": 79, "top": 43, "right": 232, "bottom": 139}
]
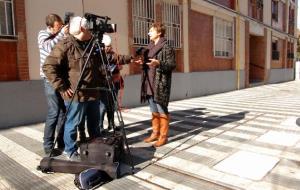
[{"left": 80, "top": 132, "right": 124, "bottom": 165}]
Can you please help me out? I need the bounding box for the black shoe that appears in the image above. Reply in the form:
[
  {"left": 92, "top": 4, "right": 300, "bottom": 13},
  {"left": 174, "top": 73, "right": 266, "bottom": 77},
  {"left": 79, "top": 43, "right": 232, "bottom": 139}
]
[
  {"left": 107, "top": 125, "right": 112, "bottom": 131},
  {"left": 44, "top": 148, "right": 61, "bottom": 157},
  {"left": 57, "top": 143, "right": 65, "bottom": 150},
  {"left": 44, "top": 148, "right": 52, "bottom": 157},
  {"left": 79, "top": 132, "right": 87, "bottom": 142}
]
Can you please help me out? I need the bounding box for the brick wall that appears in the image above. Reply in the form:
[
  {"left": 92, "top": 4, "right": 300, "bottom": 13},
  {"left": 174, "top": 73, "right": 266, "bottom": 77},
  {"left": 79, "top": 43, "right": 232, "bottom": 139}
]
[
  {"left": 189, "top": 11, "right": 233, "bottom": 72},
  {"left": 15, "top": 0, "right": 29, "bottom": 80},
  {"left": 0, "top": 41, "right": 17, "bottom": 80}
]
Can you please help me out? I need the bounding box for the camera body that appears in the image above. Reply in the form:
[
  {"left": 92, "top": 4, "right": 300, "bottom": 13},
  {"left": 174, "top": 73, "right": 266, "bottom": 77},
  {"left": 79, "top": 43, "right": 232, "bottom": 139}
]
[
  {"left": 135, "top": 47, "right": 149, "bottom": 70},
  {"left": 64, "top": 12, "right": 74, "bottom": 25},
  {"left": 84, "top": 13, "right": 117, "bottom": 34}
]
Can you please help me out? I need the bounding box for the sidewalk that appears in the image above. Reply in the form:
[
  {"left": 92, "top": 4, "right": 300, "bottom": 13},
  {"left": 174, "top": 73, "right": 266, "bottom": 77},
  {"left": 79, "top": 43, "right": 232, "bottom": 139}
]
[{"left": 1, "top": 81, "right": 300, "bottom": 190}]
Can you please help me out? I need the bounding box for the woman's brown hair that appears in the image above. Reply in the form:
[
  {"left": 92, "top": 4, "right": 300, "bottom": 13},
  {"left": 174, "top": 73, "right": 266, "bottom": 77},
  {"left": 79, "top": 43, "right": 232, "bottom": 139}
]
[{"left": 151, "top": 22, "right": 165, "bottom": 37}]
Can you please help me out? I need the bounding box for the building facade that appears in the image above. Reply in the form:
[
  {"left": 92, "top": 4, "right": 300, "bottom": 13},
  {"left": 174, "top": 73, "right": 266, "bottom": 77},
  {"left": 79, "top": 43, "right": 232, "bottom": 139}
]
[
  {"left": 1, "top": 0, "right": 298, "bottom": 85},
  {"left": 0, "top": 0, "right": 298, "bottom": 126}
]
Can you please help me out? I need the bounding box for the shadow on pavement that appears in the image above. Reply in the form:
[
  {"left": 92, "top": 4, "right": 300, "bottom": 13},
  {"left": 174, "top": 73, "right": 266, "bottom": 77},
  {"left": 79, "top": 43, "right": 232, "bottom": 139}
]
[{"left": 122, "top": 107, "right": 249, "bottom": 168}]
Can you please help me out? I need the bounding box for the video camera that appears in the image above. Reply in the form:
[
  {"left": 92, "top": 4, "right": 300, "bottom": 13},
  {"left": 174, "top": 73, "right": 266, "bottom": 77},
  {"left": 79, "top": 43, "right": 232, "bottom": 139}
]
[
  {"left": 64, "top": 12, "right": 74, "bottom": 25},
  {"left": 84, "top": 13, "right": 117, "bottom": 35},
  {"left": 135, "top": 47, "right": 149, "bottom": 70}
]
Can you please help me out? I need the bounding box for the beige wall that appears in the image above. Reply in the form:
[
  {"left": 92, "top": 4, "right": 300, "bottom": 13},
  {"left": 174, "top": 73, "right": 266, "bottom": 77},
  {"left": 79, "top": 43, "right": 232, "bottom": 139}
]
[{"left": 25, "top": 0, "right": 129, "bottom": 80}]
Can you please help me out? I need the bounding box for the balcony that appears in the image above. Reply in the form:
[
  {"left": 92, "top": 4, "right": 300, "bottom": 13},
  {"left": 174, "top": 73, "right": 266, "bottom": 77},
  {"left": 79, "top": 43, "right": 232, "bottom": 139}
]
[{"left": 211, "top": 0, "right": 235, "bottom": 9}]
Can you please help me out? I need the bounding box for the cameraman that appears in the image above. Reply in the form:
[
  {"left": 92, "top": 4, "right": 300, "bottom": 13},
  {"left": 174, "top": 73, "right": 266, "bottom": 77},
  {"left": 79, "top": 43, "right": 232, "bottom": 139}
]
[
  {"left": 134, "top": 22, "right": 176, "bottom": 147},
  {"left": 38, "top": 13, "right": 68, "bottom": 156},
  {"left": 43, "top": 16, "right": 103, "bottom": 161}
]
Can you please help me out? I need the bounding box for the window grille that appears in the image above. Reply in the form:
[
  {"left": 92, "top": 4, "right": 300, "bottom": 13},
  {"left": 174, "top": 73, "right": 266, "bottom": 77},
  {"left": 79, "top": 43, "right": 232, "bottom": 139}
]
[
  {"left": 132, "top": 0, "right": 155, "bottom": 46},
  {"left": 0, "top": 0, "right": 15, "bottom": 36},
  {"left": 214, "top": 17, "right": 234, "bottom": 58},
  {"left": 162, "top": 0, "right": 181, "bottom": 48},
  {"left": 272, "top": 38, "right": 280, "bottom": 60}
]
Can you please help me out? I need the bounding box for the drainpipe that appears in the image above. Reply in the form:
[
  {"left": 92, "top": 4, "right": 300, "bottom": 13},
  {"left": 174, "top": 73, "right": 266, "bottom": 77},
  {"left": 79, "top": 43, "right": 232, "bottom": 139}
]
[
  {"left": 183, "top": 0, "right": 190, "bottom": 73},
  {"left": 81, "top": 0, "right": 85, "bottom": 15},
  {"left": 235, "top": 0, "right": 240, "bottom": 90}
]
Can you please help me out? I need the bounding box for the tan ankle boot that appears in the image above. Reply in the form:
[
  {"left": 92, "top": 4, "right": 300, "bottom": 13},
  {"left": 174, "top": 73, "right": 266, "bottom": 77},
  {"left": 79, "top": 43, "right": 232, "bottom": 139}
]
[
  {"left": 154, "top": 114, "right": 170, "bottom": 147},
  {"left": 144, "top": 112, "right": 160, "bottom": 143}
]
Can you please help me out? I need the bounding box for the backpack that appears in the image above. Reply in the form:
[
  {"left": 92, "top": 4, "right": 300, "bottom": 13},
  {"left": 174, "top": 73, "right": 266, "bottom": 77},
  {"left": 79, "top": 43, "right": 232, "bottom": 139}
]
[{"left": 74, "top": 168, "right": 111, "bottom": 190}]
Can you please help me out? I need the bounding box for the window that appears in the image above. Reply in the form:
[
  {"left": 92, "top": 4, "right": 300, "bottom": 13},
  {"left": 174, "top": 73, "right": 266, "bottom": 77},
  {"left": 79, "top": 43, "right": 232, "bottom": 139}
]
[
  {"left": 256, "top": 0, "right": 263, "bottom": 9},
  {"left": 272, "top": 0, "right": 279, "bottom": 22},
  {"left": 287, "top": 42, "right": 294, "bottom": 59},
  {"left": 132, "top": 0, "right": 182, "bottom": 48},
  {"left": 249, "top": 0, "right": 263, "bottom": 21},
  {"left": 132, "top": 0, "right": 155, "bottom": 46},
  {"left": 272, "top": 38, "right": 280, "bottom": 60},
  {"left": 162, "top": 0, "right": 181, "bottom": 48},
  {"left": 214, "top": 17, "right": 234, "bottom": 58},
  {"left": 0, "top": 0, "right": 15, "bottom": 36}
]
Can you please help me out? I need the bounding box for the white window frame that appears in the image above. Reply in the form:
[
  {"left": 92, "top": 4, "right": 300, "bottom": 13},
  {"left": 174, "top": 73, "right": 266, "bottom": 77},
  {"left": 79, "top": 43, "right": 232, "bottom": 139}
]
[
  {"left": 0, "top": 0, "right": 15, "bottom": 37},
  {"left": 132, "top": 0, "right": 156, "bottom": 46},
  {"left": 213, "top": 17, "right": 234, "bottom": 58},
  {"left": 162, "top": 0, "right": 181, "bottom": 49}
]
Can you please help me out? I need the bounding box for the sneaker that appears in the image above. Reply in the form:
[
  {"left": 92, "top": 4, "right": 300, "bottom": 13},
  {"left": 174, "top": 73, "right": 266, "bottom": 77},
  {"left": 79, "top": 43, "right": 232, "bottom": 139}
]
[
  {"left": 62, "top": 151, "right": 68, "bottom": 156},
  {"left": 69, "top": 151, "right": 81, "bottom": 162}
]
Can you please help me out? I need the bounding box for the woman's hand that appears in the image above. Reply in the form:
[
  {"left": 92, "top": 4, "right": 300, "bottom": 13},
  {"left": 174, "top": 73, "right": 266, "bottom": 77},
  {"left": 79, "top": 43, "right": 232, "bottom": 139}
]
[{"left": 146, "top": 58, "right": 160, "bottom": 67}]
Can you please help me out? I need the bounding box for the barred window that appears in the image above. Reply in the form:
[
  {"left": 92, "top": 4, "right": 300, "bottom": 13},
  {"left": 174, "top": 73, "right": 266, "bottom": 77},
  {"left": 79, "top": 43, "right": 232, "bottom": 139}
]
[
  {"left": 0, "top": 0, "right": 15, "bottom": 36},
  {"left": 132, "top": 0, "right": 155, "bottom": 46},
  {"left": 214, "top": 17, "right": 234, "bottom": 58},
  {"left": 162, "top": 0, "right": 181, "bottom": 49}
]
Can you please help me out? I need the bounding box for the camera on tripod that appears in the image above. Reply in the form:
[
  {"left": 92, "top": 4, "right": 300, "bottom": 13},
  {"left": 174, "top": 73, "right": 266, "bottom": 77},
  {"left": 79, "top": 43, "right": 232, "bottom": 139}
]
[{"left": 84, "top": 13, "right": 117, "bottom": 35}]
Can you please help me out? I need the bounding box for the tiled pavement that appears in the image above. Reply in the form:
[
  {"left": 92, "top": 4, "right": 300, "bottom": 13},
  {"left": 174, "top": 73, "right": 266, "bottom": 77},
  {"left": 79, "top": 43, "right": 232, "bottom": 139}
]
[{"left": 1, "top": 81, "right": 300, "bottom": 190}]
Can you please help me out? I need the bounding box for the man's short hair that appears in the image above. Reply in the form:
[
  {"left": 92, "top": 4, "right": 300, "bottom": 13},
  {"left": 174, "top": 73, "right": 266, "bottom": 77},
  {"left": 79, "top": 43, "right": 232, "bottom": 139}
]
[
  {"left": 45, "top": 14, "right": 63, "bottom": 27},
  {"left": 69, "top": 16, "right": 88, "bottom": 35},
  {"left": 151, "top": 22, "right": 165, "bottom": 37}
]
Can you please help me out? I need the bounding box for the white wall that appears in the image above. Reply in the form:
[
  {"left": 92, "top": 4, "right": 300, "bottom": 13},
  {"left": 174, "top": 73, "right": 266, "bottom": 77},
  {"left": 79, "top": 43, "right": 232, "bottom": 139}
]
[
  {"left": 268, "top": 68, "right": 295, "bottom": 83},
  {"left": 25, "top": 0, "right": 129, "bottom": 80}
]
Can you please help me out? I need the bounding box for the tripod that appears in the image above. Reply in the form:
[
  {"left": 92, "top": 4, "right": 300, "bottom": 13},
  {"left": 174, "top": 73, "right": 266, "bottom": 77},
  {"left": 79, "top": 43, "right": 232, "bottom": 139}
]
[{"left": 38, "top": 32, "right": 134, "bottom": 178}]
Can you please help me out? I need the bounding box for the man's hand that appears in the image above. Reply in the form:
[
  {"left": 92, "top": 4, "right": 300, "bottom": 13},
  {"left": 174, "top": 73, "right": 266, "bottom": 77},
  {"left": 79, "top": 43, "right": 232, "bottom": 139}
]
[
  {"left": 133, "top": 57, "right": 143, "bottom": 65},
  {"left": 62, "top": 25, "right": 69, "bottom": 36},
  {"left": 62, "top": 88, "right": 74, "bottom": 98}
]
